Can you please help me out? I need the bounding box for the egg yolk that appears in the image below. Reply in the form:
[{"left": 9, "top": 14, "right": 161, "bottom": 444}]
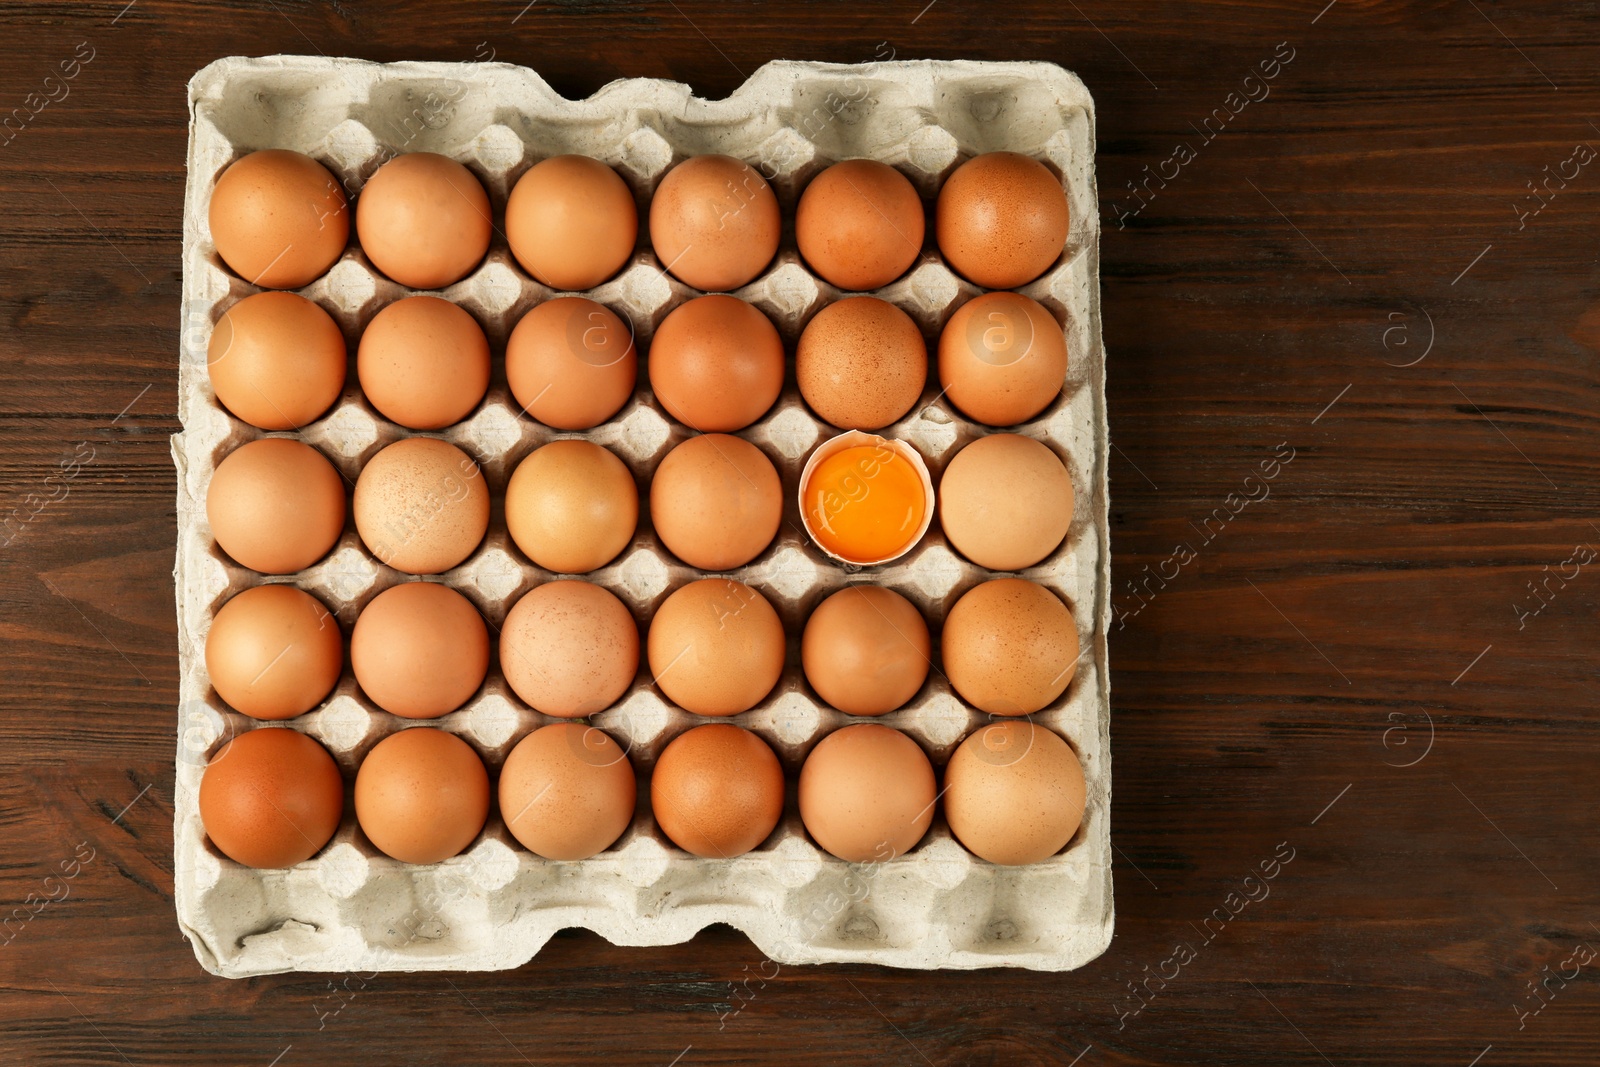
[{"left": 803, "top": 444, "right": 926, "bottom": 563}]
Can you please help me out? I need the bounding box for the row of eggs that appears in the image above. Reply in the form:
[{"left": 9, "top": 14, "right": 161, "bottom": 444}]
[
  {"left": 207, "top": 428, "right": 1072, "bottom": 580},
  {"left": 208, "top": 147, "right": 1071, "bottom": 296},
  {"left": 200, "top": 718, "right": 1086, "bottom": 872},
  {"left": 209, "top": 287, "right": 1068, "bottom": 436},
  {"left": 208, "top": 575, "right": 1080, "bottom": 724}
]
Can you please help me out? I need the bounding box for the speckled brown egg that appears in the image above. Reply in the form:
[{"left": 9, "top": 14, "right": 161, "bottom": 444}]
[
  {"left": 650, "top": 434, "right": 782, "bottom": 571},
  {"left": 506, "top": 155, "right": 638, "bottom": 291},
  {"left": 206, "top": 438, "right": 346, "bottom": 574},
  {"left": 506, "top": 297, "right": 637, "bottom": 430},
  {"left": 199, "top": 727, "right": 344, "bottom": 868},
  {"left": 648, "top": 154, "right": 780, "bottom": 292},
  {"left": 797, "top": 297, "right": 927, "bottom": 430},
  {"left": 648, "top": 295, "right": 784, "bottom": 432},
  {"left": 205, "top": 584, "right": 342, "bottom": 720},
  {"left": 500, "top": 580, "right": 639, "bottom": 717},
  {"left": 357, "top": 296, "right": 490, "bottom": 430},
  {"left": 942, "top": 578, "right": 1079, "bottom": 715},
  {"left": 208, "top": 292, "right": 346, "bottom": 431},
  {"left": 356, "top": 152, "right": 491, "bottom": 290},
  {"left": 798, "top": 723, "right": 936, "bottom": 862},
  {"left": 352, "top": 437, "right": 489, "bottom": 575},
  {"left": 944, "top": 721, "right": 1086, "bottom": 865},
  {"left": 936, "top": 151, "right": 1069, "bottom": 289},
  {"left": 647, "top": 579, "right": 785, "bottom": 717},
  {"left": 939, "top": 434, "right": 1074, "bottom": 571},
  {"left": 650, "top": 723, "right": 784, "bottom": 858},
  {"left": 796, "top": 159, "right": 925, "bottom": 291},
  {"left": 938, "top": 292, "right": 1067, "bottom": 427},
  {"left": 801, "top": 586, "right": 930, "bottom": 716},
  {"left": 208, "top": 149, "right": 349, "bottom": 289},
  {"left": 500, "top": 723, "right": 636, "bottom": 860},
  {"left": 504, "top": 440, "right": 638, "bottom": 573},
  {"left": 350, "top": 581, "right": 489, "bottom": 719},
  {"left": 354, "top": 727, "right": 489, "bottom": 864}
]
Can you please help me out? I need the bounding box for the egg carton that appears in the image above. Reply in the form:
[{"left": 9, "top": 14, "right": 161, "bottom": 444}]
[{"left": 173, "top": 55, "right": 1110, "bottom": 976}]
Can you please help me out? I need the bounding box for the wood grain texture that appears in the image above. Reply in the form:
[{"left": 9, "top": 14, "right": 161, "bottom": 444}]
[{"left": 2, "top": 0, "right": 1598, "bottom": 1063}]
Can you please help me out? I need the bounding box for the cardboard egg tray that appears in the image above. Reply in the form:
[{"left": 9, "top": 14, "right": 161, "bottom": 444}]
[{"left": 173, "top": 56, "right": 1110, "bottom": 976}]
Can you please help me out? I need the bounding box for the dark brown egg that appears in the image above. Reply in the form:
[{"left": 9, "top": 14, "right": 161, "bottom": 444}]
[
  {"left": 650, "top": 724, "right": 784, "bottom": 858},
  {"left": 648, "top": 295, "right": 784, "bottom": 432},
  {"left": 199, "top": 727, "right": 344, "bottom": 868}
]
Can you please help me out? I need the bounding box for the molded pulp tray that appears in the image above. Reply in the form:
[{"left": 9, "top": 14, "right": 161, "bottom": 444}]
[{"left": 173, "top": 55, "right": 1111, "bottom": 976}]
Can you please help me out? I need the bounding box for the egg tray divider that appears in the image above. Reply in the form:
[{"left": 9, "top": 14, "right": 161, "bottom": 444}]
[{"left": 173, "top": 55, "right": 1111, "bottom": 977}]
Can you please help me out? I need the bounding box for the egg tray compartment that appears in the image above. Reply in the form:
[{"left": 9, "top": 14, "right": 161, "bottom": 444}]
[{"left": 174, "top": 56, "right": 1111, "bottom": 976}]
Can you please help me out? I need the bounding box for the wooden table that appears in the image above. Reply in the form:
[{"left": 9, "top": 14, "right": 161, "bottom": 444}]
[{"left": 4, "top": 1, "right": 1597, "bottom": 1063}]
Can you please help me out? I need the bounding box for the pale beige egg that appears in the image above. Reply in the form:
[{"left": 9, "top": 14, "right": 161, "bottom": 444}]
[
  {"left": 944, "top": 721, "right": 1086, "bottom": 865},
  {"left": 500, "top": 580, "right": 639, "bottom": 717},
  {"left": 352, "top": 438, "right": 489, "bottom": 575},
  {"left": 938, "top": 434, "right": 1074, "bottom": 570}
]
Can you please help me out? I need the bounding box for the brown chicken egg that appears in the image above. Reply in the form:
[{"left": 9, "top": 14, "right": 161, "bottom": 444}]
[
  {"left": 936, "top": 151, "right": 1069, "bottom": 289},
  {"left": 208, "top": 149, "right": 348, "bottom": 289},
  {"left": 350, "top": 581, "right": 489, "bottom": 719},
  {"left": 505, "top": 155, "right": 638, "bottom": 291},
  {"left": 206, "top": 438, "right": 346, "bottom": 574},
  {"left": 650, "top": 723, "right": 784, "bottom": 858},
  {"left": 356, "top": 152, "right": 491, "bottom": 289},
  {"left": 500, "top": 580, "right": 640, "bottom": 717},
  {"left": 205, "top": 584, "right": 342, "bottom": 720},
  {"left": 648, "top": 295, "right": 784, "bottom": 432},
  {"left": 357, "top": 296, "right": 490, "bottom": 430},
  {"left": 354, "top": 727, "right": 490, "bottom": 864},
  {"left": 939, "top": 434, "right": 1074, "bottom": 571},
  {"left": 801, "top": 585, "right": 930, "bottom": 716},
  {"left": 504, "top": 440, "right": 638, "bottom": 573},
  {"left": 938, "top": 292, "right": 1066, "bottom": 427},
  {"left": 942, "top": 578, "right": 1079, "bottom": 716},
  {"left": 944, "top": 721, "right": 1086, "bottom": 865},
  {"left": 199, "top": 727, "right": 344, "bottom": 868},
  {"left": 208, "top": 292, "right": 346, "bottom": 431},
  {"left": 796, "top": 159, "right": 925, "bottom": 291},
  {"left": 798, "top": 724, "right": 936, "bottom": 862},
  {"left": 649, "top": 434, "right": 782, "bottom": 571},
  {"left": 352, "top": 437, "right": 489, "bottom": 575},
  {"left": 647, "top": 579, "right": 785, "bottom": 717},
  {"left": 648, "top": 154, "right": 780, "bottom": 291},
  {"left": 505, "top": 297, "right": 637, "bottom": 430},
  {"left": 500, "top": 723, "right": 637, "bottom": 860},
  {"left": 797, "top": 297, "right": 927, "bottom": 430}
]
